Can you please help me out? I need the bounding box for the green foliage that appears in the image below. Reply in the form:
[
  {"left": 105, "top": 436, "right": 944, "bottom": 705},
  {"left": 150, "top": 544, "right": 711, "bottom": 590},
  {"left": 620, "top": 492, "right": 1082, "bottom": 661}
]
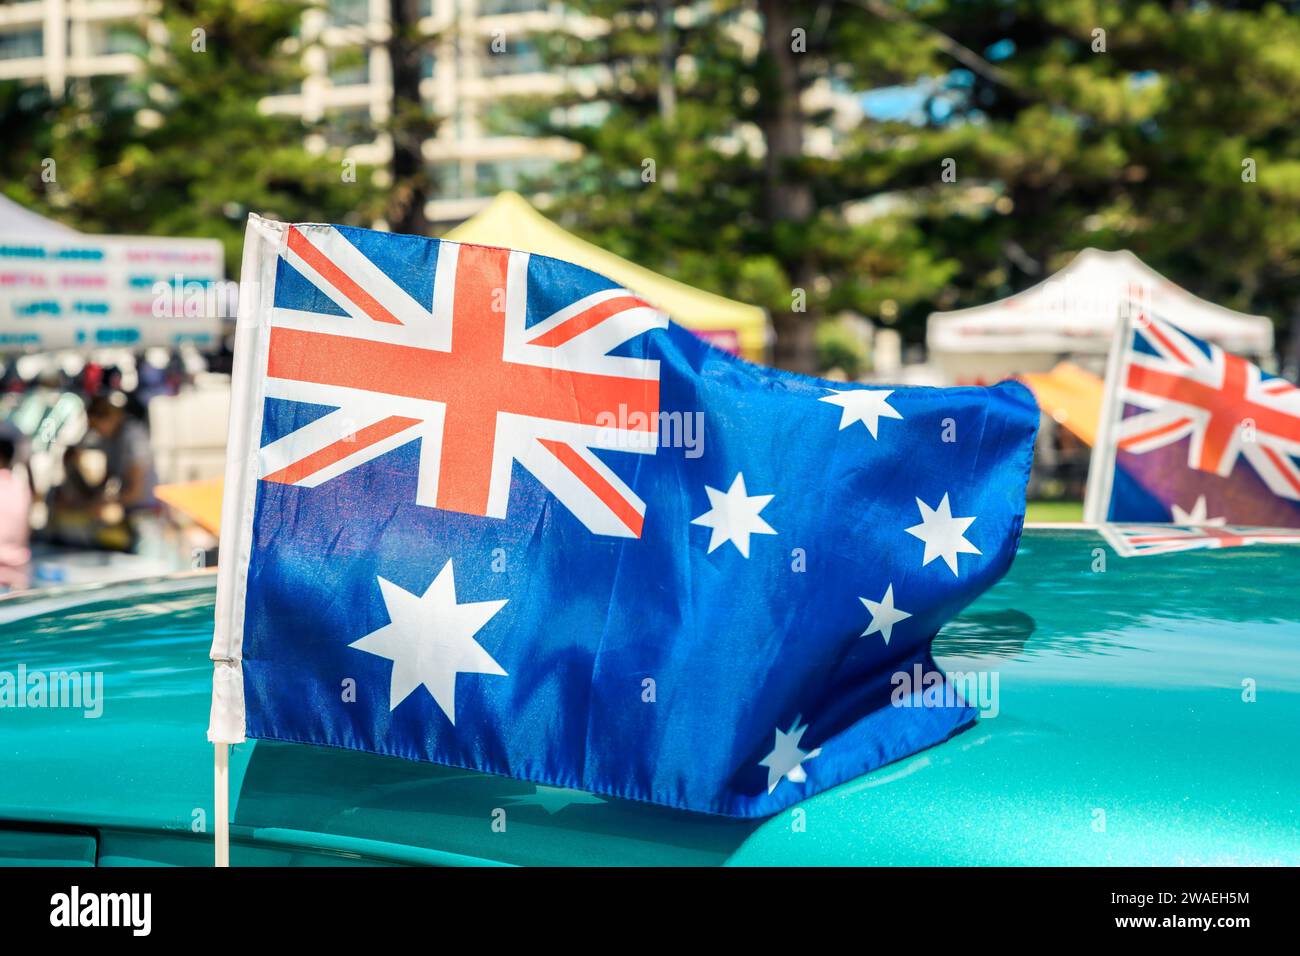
[
  {"left": 913, "top": 0, "right": 1300, "bottom": 328},
  {"left": 5, "top": 0, "right": 1300, "bottom": 362},
  {"left": 816, "top": 316, "right": 870, "bottom": 380},
  {"left": 508, "top": 0, "right": 971, "bottom": 370},
  {"left": 505, "top": 0, "right": 1300, "bottom": 368}
]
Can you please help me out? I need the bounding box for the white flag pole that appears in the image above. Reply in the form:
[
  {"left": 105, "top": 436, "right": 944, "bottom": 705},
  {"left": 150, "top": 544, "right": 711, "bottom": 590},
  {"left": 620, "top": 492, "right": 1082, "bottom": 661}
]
[
  {"left": 208, "top": 216, "right": 284, "bottom": 869},
  {"left": 214, "top": 743, "right": 230, "bottom": 867},
  {"left": 1082, "top": 297, "right": 1133, "bottom": 524}
]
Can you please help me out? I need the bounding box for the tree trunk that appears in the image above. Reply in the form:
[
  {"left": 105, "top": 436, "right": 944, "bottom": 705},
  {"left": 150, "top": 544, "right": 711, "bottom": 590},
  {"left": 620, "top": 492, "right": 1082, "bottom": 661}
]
[
  {"left": 757, "top": 0, "right": 817, "bottom": 374},
  {"left": 386, "top": 0, "right": 432, "bottom": 235},
  {"left": 656, "top": 0, "right": 677, "bottom": 121}
]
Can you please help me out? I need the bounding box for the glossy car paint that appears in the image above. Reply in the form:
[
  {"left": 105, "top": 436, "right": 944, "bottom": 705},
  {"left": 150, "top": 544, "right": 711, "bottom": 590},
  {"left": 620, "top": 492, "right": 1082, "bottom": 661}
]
[{"left": 0, "top": 528, "right": 1296, "bottom": 866}]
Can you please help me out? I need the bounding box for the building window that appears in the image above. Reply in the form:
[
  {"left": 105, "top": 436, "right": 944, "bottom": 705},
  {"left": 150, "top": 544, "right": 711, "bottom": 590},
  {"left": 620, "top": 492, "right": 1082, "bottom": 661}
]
[
  {"left": 481, "top": 37, "right": 542, "bottom": 77},
  {"left": 421, "top": 52, "right": 436, "bottom": 79},
  {"left": 480, "top": 101, "right": 530, "bottom": 136},
  {"left": 0, "top": 29, "right": 43, "bottom": 61},
  {"left": 329, "top": 47, "right": 370, "bottom": 86},
  {"left": 322, "top": 107, "right": 374, "bottom": 148},
  {"left": 429, "top": 161, "right": 466, "bottom": 200},
  {"left": 89, "top": 24, "right": 149, "bottom": 57},
  {"left": 479, "top": 0, "right": 549, "bottom": 14},
  {"left": 473, "top": 157, "right": 555, "bottom": 196},
  {"left": 327, "top": 0, "right": 371, "bottom": 28}
]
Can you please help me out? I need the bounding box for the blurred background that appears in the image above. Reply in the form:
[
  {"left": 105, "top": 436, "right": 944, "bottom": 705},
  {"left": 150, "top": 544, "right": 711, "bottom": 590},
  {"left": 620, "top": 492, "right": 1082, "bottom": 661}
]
[{"left": 2, "top": 0, "right": 1300, "bottom": 584}]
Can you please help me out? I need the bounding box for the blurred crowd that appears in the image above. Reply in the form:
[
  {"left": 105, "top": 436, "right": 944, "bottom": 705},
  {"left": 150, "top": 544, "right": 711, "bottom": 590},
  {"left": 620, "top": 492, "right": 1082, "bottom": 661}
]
[{"left": 0, "top": 347, "right": 216, "bottom": 592}]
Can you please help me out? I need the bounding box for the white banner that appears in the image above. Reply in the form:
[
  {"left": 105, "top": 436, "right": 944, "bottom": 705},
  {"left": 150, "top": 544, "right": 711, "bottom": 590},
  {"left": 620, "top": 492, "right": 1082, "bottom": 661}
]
[{"left": 0, "top": 233, "right": 227, "bottom": 352}]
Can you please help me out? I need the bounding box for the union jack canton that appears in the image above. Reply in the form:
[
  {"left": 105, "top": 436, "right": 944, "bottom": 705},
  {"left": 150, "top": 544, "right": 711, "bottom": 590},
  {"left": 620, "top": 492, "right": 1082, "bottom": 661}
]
[
  {"left": 260, "top": 222, "right": 663, "bottom": 537},
  {"left": 209, "top": 216, "right": 1039, "bottom": 817}
]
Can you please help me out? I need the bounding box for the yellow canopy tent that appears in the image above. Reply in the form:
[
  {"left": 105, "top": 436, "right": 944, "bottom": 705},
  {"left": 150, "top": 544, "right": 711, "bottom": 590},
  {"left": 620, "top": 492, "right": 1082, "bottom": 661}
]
[
  {"left": 444, "top": 191, "right": 770, "bottom": 362},
  {"left": 1018, "top": 361, "right": 1105, "bottom": 446},
  {"left": 156, "top": 477, "right": 225, "bottom": 535}
]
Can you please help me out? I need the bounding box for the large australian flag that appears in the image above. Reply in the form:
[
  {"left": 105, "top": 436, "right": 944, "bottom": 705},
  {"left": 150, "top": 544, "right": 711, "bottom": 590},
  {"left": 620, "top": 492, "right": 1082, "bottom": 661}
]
[{"left": 208, "top": 216, "right": 1038, "bottom": 817}]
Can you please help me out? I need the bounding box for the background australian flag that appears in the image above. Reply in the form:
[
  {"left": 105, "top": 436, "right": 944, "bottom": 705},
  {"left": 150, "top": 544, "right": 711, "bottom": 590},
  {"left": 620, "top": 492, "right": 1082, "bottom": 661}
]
[
  {"left": 1092, "top": 310, "right": 1300, "bottom": 528},
  {"left": 209, "top": 217, "right": 1039, "bottom": 817}
]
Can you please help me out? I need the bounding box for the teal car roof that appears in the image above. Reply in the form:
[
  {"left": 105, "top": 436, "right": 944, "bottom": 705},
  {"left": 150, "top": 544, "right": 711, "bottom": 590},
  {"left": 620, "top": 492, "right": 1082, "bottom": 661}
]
[{"left": 1, "top": 528, "right": 1296, "bottom": 865}]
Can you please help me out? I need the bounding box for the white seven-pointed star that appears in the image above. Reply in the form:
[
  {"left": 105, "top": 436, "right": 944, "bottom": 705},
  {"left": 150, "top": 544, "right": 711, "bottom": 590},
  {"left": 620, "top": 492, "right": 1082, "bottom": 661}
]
[
  {"left": 759, "top": 718, "right": 822, "bottom": 795},
  {"left": 905, "top": 493, "right": 981, "bottom": 576},
  {"left": 691, "top": 472, "right": 777, "bottom": 557},
  {"left": 859, "top": 584, "right": 912, "bottom": 645},
  {"left": 819, "top": 387, "right": 903, "bottom": 438},
  {"left": 349, "top": 559, "right": 507, "bottom": 723},
  {"left": 1171, "top": 494, "right": 1225, "bottom": 526}
]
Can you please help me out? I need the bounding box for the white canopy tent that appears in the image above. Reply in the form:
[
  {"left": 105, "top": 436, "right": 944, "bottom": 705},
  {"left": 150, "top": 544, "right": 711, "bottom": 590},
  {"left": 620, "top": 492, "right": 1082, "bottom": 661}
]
[
  {"left": 927, "top": 248, "right": 1275, "bottom": 384},
  {"left": 0, "top": 194, "right": 80, "bottom": 238},
  {"left": 0, "top": 196, "right": 226, "bottom": 353}
]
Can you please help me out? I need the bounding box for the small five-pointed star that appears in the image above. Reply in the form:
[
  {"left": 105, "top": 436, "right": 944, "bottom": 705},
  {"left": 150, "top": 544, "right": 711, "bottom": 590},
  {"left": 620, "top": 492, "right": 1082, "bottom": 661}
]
[
  {"left": 859, "top": 583, "right": 911, "bottom": 645},
  {"left": 819, "top": 387, "right": 903, "bottom": 438},
  {"left": 691, "top": 471, "right": 777, "bottom": 557},
  {"left": 905, "top": 492, "right": 981, "bottom": 576},
  {"left": 759, "top": 718, "right": 822, "bottom": 795},
  {"left": 350, "top": 559, "right": 508, "bottom": 724},
  {"left": 1171, "top": 494, "right": 1225, "bottom": 526}
]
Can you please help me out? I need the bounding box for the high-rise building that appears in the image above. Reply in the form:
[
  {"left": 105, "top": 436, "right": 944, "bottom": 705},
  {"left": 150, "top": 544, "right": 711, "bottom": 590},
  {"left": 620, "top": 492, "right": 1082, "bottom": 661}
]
[
  {"left": 0, "top": 0, "right": 591, "bottom": 224},
  {"left": 1, "top": 1, "right": 864, "bottom": 226},
  {"left": 0, "top": 0, "right": 152, "bottom": 96},
  {"left": 269, "top": 0, "right": 593, "bottom": 224}
]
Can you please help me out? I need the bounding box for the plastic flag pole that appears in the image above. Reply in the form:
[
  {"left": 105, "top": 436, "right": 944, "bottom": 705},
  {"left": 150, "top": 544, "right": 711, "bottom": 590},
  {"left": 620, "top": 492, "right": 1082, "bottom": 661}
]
[
  {"left": 1083, "top": 300, "right": 1132, "bottom": 524},
  {"left": 214, "top": 743, "right": 230, "bottom": 867}
]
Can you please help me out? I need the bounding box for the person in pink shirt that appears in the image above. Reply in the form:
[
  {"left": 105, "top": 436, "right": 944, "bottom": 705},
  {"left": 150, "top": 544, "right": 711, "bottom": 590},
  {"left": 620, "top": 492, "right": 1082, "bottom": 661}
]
[{"left": 0, "top": 436, "right": 32, "bottom": 591}]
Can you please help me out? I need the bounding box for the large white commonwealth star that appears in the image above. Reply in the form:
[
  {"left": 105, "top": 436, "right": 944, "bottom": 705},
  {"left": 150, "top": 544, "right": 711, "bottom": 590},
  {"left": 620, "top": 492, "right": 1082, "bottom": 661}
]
[
  {"left": 905, "top": 492, "right": 981, "bottom": 576},
  {"left": 859, "top": 583, "right": 911, "bottom": 645},
  {"left": 691, "top": 472, "right": 777, "bottom": 557},
  {"left": 349, "top": 559, "right": 508, "bottom": 724},
  {"left": 819, "top": 387, "right": 903, "bottom": 438},
  {"left": 759, "top": 719, "right": 822, "bottom": 795}
]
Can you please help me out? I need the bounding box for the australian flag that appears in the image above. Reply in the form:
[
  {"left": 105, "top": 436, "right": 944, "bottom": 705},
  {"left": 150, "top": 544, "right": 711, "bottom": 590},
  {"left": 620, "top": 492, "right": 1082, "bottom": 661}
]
[
  {"left": 208, "top": 217, "right": 1038, "bottom": 817},
  {"left": 1087, "top": 309, "right": 1300, "bottom": 532}
]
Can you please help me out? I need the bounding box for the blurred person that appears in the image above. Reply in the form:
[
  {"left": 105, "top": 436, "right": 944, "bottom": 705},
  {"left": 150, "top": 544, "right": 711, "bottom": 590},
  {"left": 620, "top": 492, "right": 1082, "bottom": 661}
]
[
  {"left": 48, "top": 394, "right": 158, "bottom": 552},
  {"left": 0, "top": 436, "right": 31, "bottom": 591},
  {"left": 0, "top": 362, "right": 21, "bottom": 393},
  {"left": 85, "top": 394, "right": 158, "bottom": 512},
  {"left": 78, "top": 361, "right": 104, "bottom": 399},
  {"left": 135, "top": 354, "right": 170, "bottom": 407}
]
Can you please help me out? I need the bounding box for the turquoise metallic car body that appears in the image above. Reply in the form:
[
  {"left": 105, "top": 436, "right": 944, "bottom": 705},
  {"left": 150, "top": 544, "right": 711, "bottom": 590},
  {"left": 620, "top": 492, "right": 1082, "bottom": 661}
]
[{"left": 1, "top": 528, "right": 1296, "bottom": 866}]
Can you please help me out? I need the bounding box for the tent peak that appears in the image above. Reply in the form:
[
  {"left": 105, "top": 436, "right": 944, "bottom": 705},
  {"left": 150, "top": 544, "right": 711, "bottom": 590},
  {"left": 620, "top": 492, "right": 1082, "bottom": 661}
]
[{"left": 928, "top": 245, "right": 1274, "bottom": 361}]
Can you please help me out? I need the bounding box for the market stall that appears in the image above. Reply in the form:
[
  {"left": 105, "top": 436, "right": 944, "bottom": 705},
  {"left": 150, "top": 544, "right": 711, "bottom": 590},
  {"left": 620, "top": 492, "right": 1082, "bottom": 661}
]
[
  {"left": 445, "top": 191, "right": 771, "bottom": 363},
  {"left": 927, "top": 248, "right": 1275, "bottom": 385},
  {"left": 0, "top": 195, "right": 226, "bottom": 352}
]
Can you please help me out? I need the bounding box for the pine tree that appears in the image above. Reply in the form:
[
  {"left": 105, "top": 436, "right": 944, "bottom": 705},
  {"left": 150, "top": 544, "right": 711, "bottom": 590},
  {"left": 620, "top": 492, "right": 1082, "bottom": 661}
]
[
  {"left": 503, "top": 0, "right": 1300, "bottom": 370},
  {"left": 509, "top": 0, "right": 962, "bottom": 373}
]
